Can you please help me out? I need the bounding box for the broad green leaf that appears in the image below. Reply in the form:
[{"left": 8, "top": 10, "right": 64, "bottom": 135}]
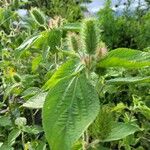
[
  {"left": 32, "top": 29, "right": 62, "bottom": 52},
  {"left": 42, "top": 59, "right": 82, "bottom": 90},
  {"left": 23, "top": 60, "right": 82, "bottom": 109},
  {"left": 0, "top": 116, "right": 12, "bottom": 127},
  {"left": 103, "top": 122, "right": 140, "bottom": 142},
  {"left": 23, "top": 92, "right": 47, "bottom": 109},
  {"left": 47, "top": 29, "right": 62, "bottom": 53},
  {"left": 106, "top": 76, "right": 150, "bottom": 84},
  {"left": 42, "top": 73, "right": 99, "bottom": 150},
  {"left": 8, "top": 128, "right": 21, "bottom": 146},
  {"left": 98, "top": 48, "right": 150, "bottom": 68}
]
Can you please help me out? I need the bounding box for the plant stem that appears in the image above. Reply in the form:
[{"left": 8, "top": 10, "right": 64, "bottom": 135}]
[
  {"left": 82, "top": 133, "right": 86, "bottom": 150},
  {"left": 82, "top": 130, "right": 89, "bottom": 150},
  {"left": 54, "top": 53, "right": 58, "bottom": 69},
  {"left": 21, "top": 131, "right": 25, "bottom": 149}
]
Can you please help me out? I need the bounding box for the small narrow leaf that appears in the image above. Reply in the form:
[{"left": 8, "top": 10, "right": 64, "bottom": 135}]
[
  {"left": 8, "top": 128, "right": 21, "bottom": 146},
  {"left": 42, "top": 73, "right": 99, "bottom": 150},
  {"left": 15, "top": 35, "right": 40, "bottom": 57},
  {"left": 30, "top": 8, "right": 46, "bottom": 25},
  {"left": 63, "top": 23, "right": 81, "bottom": 32},
  {"left": 106, "top": 76, "right": 150, "bottom": 84},
  {"left": 32, "top": 55, "right": 42, "bottom": 72}
]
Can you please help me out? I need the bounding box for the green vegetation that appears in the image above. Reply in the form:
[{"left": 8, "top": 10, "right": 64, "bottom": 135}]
[
  {"left": 98, "top": 0, "right": 150, "bottom": 49},
  {"left": 0, "top": 0, "right": 150, "bottom": 150}
]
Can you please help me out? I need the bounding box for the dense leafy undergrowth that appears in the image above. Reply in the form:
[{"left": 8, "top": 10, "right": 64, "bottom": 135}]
[{"left": 0, "top": 1, "right": 150, "bottom": 150}]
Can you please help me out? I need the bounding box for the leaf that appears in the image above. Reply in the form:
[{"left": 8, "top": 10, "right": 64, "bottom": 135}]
[
  {"left": 15, "top": 117, "right": 27, "bottom": 127},
  {"left": 138, "top": 105, "right": 150, "bottom": 120},
  {"left": 30, "top": 8, "right": 46, "bottom": 25},
  {"left": 32, "top": 30, "right": 49, "bottom": 48},
  {"left": 8, "top": 128, "right": 21, "bottom": 146},
  {"left": 0, "top": 116, "right": 12, "bottom": 127},
  {"left": 98, "top": 48, "right": 150, "bottom": 68},
  {"left": 24, "top": 141, "right": 46, "bottom": 150},
  {"left": 42, "top": 59, "right": 82, "bottom": 91},
  {"left": 23, "top": 92, "right": 47, "bottom": 109},
  {"left": 103, "top": 122, "right": 140, "bottom": 142},
  {"left": 15, "top": 30, "right": 49, "bottom": 58},
  {"left": 112, "top": 103, "right": 127, "bottom": 112},
  {"left": 15, "top": 35, "right": 39, "bottom": 57},
  {"left": 47, "top": 29, "right": 62, "bottom": 53},
  {"left": 32, "top": 55, "right": 42, "bottom": 72},
  {"left": 22, "top": 125, "right": 43, "bottom": 134},
  {"left": 21, "top": 87, "right": 41, "bottom": 99},
  {"left": 63, "top": 23, "right": 81, "bottom": 32},
  {"left": 3, "top": 83, "right": 21, "bottom": 100},
  {"left": 0, "top": 144, "right": 14, "bottom": 150},
  {"left": 42, "top": 73, "right": 99, "bottom": 150},
  {"left": 106, "top": 76, "right": 150, "bottom": 84}
]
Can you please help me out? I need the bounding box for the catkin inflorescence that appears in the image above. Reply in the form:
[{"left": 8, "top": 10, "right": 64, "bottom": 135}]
[{"left": 81, "top": 19, "right": 99, "bottom": 55}]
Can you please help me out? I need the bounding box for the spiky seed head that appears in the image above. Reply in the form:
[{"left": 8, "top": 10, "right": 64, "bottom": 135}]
[
  {"left": 81, "top": 19, "right": 99, "bottom": 54},
  {"left": 95, "top": 42, "right": 108, "bottom": 60},
  {"left": 48, "top": 16, "right": 64, "bottom": 29},
  {"left": 67, "top": 32, "right": 79, "bottom": 52},
  {"left": 95, "top": 43, "right": 107, "bottom": 75},
  {"left": 30, "top": 8, "right": 46, "bottom": 26}
]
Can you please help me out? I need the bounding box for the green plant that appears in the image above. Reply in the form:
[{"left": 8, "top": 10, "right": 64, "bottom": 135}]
[
  {"left": 0, "top": 3, "right": 150, "bottom": 150},
  {"left": 38, "top": 19, "right": 149, "bottom": 149}
]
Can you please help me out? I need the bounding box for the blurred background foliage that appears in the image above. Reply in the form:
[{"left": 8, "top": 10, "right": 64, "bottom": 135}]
[
  {"left": 98, "top": 0, "right": 150, "bottom": 50},
  {"left": 0, "top": 0, "right": 150, "bottom": 50}
]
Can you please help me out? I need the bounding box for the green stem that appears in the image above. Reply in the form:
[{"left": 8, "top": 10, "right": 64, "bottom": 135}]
[
  {"left": 54, "top": 53, "right": 58, "bottom": 69},
  {"left": 21, "top": 131, "right": 25, "bottom": 149},
  {"left": 82, "top": 133, "right": 86, "bottom": 150},
  {"left": 82, "top": 130, "right": 89, "bottom": 150}
]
